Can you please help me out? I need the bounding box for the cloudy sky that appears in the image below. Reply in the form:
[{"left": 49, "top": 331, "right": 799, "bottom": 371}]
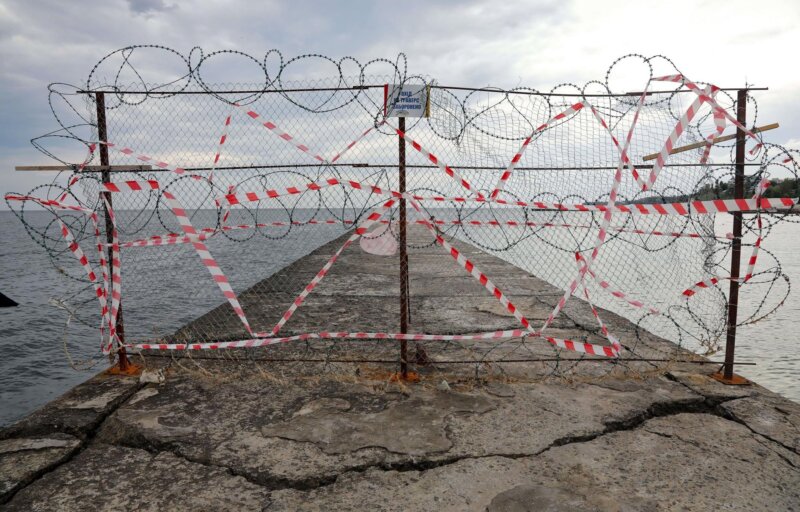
[{"left": 1, "top": 0, "right": 799, "bottom": 206}]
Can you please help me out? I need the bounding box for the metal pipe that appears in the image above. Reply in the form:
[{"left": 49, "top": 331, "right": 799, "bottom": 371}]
[
  {"left": 139, "top": 353, "right": 758, "bottom": 365},
  {"left": 65, "top": 162, "right": 764, "bottom": 174},
  {"left": 96, "top": 92, "right": 130, "bottom": 373},
  {"left": 723, "top": 89, "right": 747, "bottom": 380},
  {"left": 398, "top": 116, "right": 409, "bottom": 379},
  {"left": 77, "top": 85, "right": 768, "bottom": 98}
]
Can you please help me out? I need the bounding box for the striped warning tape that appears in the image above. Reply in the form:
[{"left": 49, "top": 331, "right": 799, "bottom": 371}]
[
  {"left": 489, "top": 102, "right": 585, "bottom": 199},
  {"left": 268, "top": 199, "right": 397, "bottom": 336},
  {"left": 9, "top": 73, "right": 793, "bottom": 358},
  {"left": 100, "top": 195, "right": 122, "bottom": 354},
  {"left": 406, "top": 197, "right": 619, "bottom": 356},
  {"left": 6, "top": 194, "right": 112, "bottom": 351},
  {"left": 681, "top": 180, "right": 770, "bottom": 297},
  {"left": 209, "top": 108, "right": 234, "bottom": 184},
  {"left": 130, "top": 328, "right": 616, "bottom": 355},
  {"left": 117, "top": 218, "right": 709, "bottom": 249},
  {"left": 331, "top": 121, "right": 384, "bottom": 163},
  {"left": 387, "top": 121, "right": 483, "bottom": 199},
  {"left": 573, "top": 254, "right": 621, "bottom": 353},
  {"left": 214, "top": 176, "right": 799, "bottom": 215},
  {"left": 162, "top": 189, "right": 254, "bottom": 335},
  {"left": 539, "top": 88, "right": 650, "bottom": 343},
  {"left": 56, "top": 218, "right": 111, "bottom": 348}
]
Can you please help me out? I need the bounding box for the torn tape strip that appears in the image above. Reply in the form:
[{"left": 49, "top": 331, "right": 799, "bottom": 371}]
[
  {"left": 490, "top": 102, "right": 585, "bottom": 199},
  {"left": 269, "top": 198, "right": 398, "bottom": 336},
  {"left": 101, "top": 196, "right": 122, "bottom": 354},
  {"left": 130, "top": 328, "right": 616, "bottom": 355},
  {"left": 387, "top": 121, "right": 483, "bottom": 199},
  {"left": 214, "top": 177, "right": 798, "bottom": 215},
  {"left": 540, "top": 89, "right": 650, "bottom": 337},
  {"left": 161, "top": 189, "right": 254, "bottom": 335}
]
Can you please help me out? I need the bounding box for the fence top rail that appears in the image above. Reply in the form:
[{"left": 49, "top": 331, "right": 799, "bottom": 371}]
[
  {"left": 15, "top": 163, "right": 765, "bottom": 173},
  {"left": 74, "top": 85, "right": 769, "bottom": 97}
]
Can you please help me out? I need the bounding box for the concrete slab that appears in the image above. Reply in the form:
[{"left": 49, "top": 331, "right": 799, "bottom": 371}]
[
  {"left": 5, "top": 226, "right": 799, "bottom": 511},
  {"left": 721, "top": 394, "right": 800, "bottom": 453},
  {"left": 0, "top": 434, "right": 81, "bottom": 503},
  {"left": 3, "top": 443, "right": 271, "bottom": 512},
  {"left": 268, "top": 413, "right": 800, "bottom": 511},
  {"left": 0, "top": 373, "right": 141, "bottom": 440}
]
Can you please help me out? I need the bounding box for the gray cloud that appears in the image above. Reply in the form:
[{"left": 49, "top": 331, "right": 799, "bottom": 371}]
[
  {"left": 126, "top": 0, "right": 175, "bottom": 15},
  {"left": 1, "top": 0, "right": 799, "bottom": 206}
]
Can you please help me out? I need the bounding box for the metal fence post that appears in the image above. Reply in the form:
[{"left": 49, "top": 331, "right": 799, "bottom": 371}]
[
  {"left": 95, "top": 92, "right": 130, "bottom": 372},
  {"left": 716, "top": 88, "right": 748, "bottom": 384},
  {"left": 398, "top": 116, "right": 409, "bottom": 379}
]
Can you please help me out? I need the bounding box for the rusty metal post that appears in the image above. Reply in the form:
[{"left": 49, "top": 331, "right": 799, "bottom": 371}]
[
  {"left": 95, "top": 92, "right": 130, "bottom": 372},
  {"left": 398, "top": 116, "right": 409, "bottom": 379},
  {"left": 719, "top": 89, "right": 748, "bottom": 382}
]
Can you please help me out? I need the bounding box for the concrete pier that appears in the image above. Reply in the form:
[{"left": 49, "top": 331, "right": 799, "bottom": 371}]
[{"left": 1, "top": 228, "right": 798, "bottom": 511}]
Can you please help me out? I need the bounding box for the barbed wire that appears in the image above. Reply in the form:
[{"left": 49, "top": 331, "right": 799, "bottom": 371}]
[{"left": 6, "top": 47, "right": 799, "bottom": 379}]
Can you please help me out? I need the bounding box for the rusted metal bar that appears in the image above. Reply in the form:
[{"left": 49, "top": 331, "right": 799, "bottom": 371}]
[
  {"left": 76, "top": 84, "right": 767, "bottom": 98},
  {"left": 77, "top": 85, "right": 379, "bottom": 95},
  {"left": 15, "top": 165, "right": 152, "bottom": 172},
  {"left": 96, "top": 92, "right": 130, "bottom": 373},
  {"left": 141, "top": 353, "right": 758, "bottom": 365},
  {"left": 721, "top": 89, "right": 748, "bottom": 382},
  {"left": 398, "top": 116, "right": 409, "bottom": 379},
  {"left": 38, "top": 162, "right": 762, "bottom": 173}
]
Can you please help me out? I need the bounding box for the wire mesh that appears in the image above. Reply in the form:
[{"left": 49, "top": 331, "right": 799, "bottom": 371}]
[{"left": 6, "top": 48, "right": 800, "bottom": 381}]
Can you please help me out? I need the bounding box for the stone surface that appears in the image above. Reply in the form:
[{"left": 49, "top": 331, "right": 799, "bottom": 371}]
[
  {"left": 0, "top": 433, "right": 80, "bottom": 503},
  {"left": 4, "top": 227, "right": 799, "bottom": 511},
  {"left": 262, "top": 390, "right": 494, "bottom": 455},
  {"left": 0, "top": 373, "right": 141, "bottom": 441},
  {"left": 269, "top": 414, "right": 800, "bottom": 511},
  {"left": 721, "top": 394, "right": 800, "bottom": 453},
  {"left": 3, "top": 443, "right": 271, "bottom": 512},
  {"left": 668, "top": 370, "right": 758, "bottom": 402}
]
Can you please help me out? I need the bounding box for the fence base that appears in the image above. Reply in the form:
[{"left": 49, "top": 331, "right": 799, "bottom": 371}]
[
  {"left": 390, "top": 371, "right": 421, "bottom": 383},
  {"left": 711, "top": 371, "right": 751, "bottom": 386},
  {"left": 107, "top": 363, "right": 143, "bottom": 377}
]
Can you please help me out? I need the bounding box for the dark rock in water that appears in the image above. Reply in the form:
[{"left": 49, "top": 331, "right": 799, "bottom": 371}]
[{"left": 0, "top": 292, "right": 18, "bottom": 308}]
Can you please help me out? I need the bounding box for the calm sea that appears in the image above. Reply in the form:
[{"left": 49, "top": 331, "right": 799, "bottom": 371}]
[{"left": 1, "top": 210, "right": 797, "bottom": 426}]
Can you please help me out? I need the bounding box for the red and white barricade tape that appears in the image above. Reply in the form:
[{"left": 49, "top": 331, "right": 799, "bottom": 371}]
[
  {"left": 576, "top": 252, "right": 660, "bottom": 315},
  {"left": 574, "top": 254, "right": 621, "bottom": 353},
  {"left": 131, "top": 328, "right": 617, "bottom": 356},
  {"left": 210, "top": 109, "right": 233, "bottom": 183},
  {"left": 540, "top": 89, "right": 649, "bottom": 335},
  {"left": 490, "top": 102, "right": 586, "bottom": 199},
  {"left": 100, "top": 196, "right": 122, "bottom": 354},
  {"left": 6, "top": 194, "right": 112, "bottom": 351},
  {"left": 387, "top": 121, "right": 483, "bottom": 199},
  {"left": 406, "top": 197, "right": 620, "bottom": 356},
  {"left": 215, "top": 174, "right": 799, "bottom": 215},
  {"left": 268, "top": 199, "right": 397, "bottom": 336},
  {"left": 13, "top": 72, "right": 793, "bottom": 357}
]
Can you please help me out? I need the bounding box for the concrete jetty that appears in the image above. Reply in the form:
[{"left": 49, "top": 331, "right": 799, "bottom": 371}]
[{"left": 1, "top": 228, "right": 798, "bottom": 511}]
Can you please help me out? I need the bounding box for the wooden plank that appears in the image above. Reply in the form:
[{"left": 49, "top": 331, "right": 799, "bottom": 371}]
[
  {"left": 641, "top": 123, "right": 779, "bottom": 162},
  {"left": 15, "top": 165, "right": 153, "bottom": 172}
]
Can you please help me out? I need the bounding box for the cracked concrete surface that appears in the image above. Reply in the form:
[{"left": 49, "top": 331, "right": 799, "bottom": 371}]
[{"left": 1, "top": 228, "right": 798, "bottom": 510}]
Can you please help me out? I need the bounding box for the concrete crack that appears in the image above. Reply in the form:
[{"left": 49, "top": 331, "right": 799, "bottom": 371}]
[
  {"left": 0, "top": 378, "right": 145, "bottom": 506},
  {"left": 715, "top": 399, "right": 800, "bottom": 456}
]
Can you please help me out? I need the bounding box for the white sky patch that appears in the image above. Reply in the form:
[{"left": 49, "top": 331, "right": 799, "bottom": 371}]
[{"left": 1, "top": 0, "right": 799, "bottom": 207}]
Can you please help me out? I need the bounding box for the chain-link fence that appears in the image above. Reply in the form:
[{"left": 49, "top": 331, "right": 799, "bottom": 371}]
[{"left": 7, "top": 48, "right": 800, "bottom": 380}]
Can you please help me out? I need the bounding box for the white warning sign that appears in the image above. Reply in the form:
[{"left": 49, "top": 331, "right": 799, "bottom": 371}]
[{"left": 384, "top": 84, "right": 430, "bottom": 118}]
